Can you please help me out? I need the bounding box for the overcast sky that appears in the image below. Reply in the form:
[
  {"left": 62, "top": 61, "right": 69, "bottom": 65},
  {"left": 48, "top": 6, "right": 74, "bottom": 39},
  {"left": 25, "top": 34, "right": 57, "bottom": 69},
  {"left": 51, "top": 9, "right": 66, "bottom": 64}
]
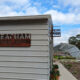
[{"left": 0, "top": 0, "right": 80, "bottom": 45}]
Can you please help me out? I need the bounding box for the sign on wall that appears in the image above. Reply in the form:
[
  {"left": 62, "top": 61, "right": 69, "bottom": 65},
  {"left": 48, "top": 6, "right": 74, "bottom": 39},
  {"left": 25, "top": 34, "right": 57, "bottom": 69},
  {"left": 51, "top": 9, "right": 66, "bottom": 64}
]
[{"left": 0, "top": 33, "right": 31, "bottom": 47}]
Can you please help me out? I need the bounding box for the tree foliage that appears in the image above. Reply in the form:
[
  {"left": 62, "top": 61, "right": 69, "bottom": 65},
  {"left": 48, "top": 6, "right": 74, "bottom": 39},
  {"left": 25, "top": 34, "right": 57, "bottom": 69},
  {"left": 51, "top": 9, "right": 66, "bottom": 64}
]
[{"left": 69, "top": 34, "right": 80, "bottom": 49}]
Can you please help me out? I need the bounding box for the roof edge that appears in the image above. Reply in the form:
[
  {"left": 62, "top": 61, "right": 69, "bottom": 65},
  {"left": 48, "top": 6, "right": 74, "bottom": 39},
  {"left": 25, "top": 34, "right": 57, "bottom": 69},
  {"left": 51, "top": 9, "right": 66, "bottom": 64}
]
[{"left": 0, "top": 14, "right": 51, "bottom": 21}]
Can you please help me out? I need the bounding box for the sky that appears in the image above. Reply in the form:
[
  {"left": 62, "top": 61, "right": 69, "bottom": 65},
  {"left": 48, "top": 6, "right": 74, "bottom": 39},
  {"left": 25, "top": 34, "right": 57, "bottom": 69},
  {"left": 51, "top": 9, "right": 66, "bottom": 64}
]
[{"left": 0, "top": 0, "right": 80, "bottom": 45}]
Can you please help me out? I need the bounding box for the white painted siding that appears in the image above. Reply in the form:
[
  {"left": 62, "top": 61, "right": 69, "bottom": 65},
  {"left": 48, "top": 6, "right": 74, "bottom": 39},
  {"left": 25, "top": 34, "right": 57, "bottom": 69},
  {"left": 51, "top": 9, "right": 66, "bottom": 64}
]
[
  {"left": 0, "top": 51, "right": 49, "bottom": 56},
  {"left": 0, "top": 62, "right": 49, "bottom": 68},
  {"left": 0, "top": 30, "right": 48, "bottom": 34},
  {"left": 0, "top": 24, "right": 48, "bottom": 30},
  {"left": 0, "top": 23, "right": 50, "bottom": 80}
]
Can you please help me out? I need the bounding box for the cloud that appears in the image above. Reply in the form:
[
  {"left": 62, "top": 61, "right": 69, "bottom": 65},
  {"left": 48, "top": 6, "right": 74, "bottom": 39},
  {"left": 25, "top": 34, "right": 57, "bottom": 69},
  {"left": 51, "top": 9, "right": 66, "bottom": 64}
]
[
  {"left": 0, "top": 0, "right": 40, "bottom": 16},
  {"left": 24, "top": 7, "right": 40, "bottom": 15},
  {"left": 69, "top": 28, "right": 80, "bottom": 36},
  {"left": 54, "top": 34, "right": 71, "bottom": 46},
  {"left": 0, "top": 5, "right": 24, "bottom": 16},
  {"left": 59, "top": 0, "right": 80, "bottom": 7},
  {"left": 0, "top": 6, "right": 40, "bottom": 16},
  {"left": 0, "top": 0, "right": 29, "bottom": 5},
  {"left": 53, "top": 5, "right": 60, "bottom": 9},
  {"left": 58, "top": 0, "right": 80, "bottom": 14},
  {"left": 0, "top": 0, "right": 80, "bottom": 25},
  {"left": 0, "top": 0, "right": 30, "bottom": 11},
  {"left": 45, "top": 10, "right": 80, "bottom": 24},
  {"left": 54, "top": 28, "right": 80, "bottom": 46}
]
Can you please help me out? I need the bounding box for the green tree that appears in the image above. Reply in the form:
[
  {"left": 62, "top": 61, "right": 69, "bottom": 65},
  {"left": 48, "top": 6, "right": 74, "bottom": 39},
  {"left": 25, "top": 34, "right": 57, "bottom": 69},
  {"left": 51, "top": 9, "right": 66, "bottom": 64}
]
[
  {"left": 69, "top": 34, "right": 80, "bottom": 49},
  {"left": 69, "top": 36, "right": 77, "bottom": 45}
]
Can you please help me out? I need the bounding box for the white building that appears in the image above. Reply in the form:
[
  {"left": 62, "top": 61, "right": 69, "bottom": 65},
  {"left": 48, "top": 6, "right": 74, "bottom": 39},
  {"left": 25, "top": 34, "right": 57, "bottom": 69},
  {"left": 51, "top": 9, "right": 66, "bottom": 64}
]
[{"left": 0, "top": 15, "right": 53, "bottom": 80}]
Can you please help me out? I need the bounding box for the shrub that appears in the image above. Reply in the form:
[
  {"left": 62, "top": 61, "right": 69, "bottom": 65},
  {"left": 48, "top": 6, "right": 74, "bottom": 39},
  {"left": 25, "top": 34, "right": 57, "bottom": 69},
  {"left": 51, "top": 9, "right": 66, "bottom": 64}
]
[{"left": 65, "top": 64, "right": 72, "bottom": 69}]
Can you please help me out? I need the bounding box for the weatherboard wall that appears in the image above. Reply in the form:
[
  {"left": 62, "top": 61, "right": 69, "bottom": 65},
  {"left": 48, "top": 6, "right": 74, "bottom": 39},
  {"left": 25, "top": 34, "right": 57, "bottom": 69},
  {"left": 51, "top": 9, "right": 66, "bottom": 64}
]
[{"left": 0, "top": 15, "right": 52, "bottom": 80}]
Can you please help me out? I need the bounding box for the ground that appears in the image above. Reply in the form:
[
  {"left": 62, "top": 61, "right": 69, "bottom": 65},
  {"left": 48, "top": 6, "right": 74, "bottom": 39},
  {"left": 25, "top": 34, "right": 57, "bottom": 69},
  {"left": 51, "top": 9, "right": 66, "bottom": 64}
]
[{"left": 61, "top": 61, "right": 80, "bottom": 80}]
